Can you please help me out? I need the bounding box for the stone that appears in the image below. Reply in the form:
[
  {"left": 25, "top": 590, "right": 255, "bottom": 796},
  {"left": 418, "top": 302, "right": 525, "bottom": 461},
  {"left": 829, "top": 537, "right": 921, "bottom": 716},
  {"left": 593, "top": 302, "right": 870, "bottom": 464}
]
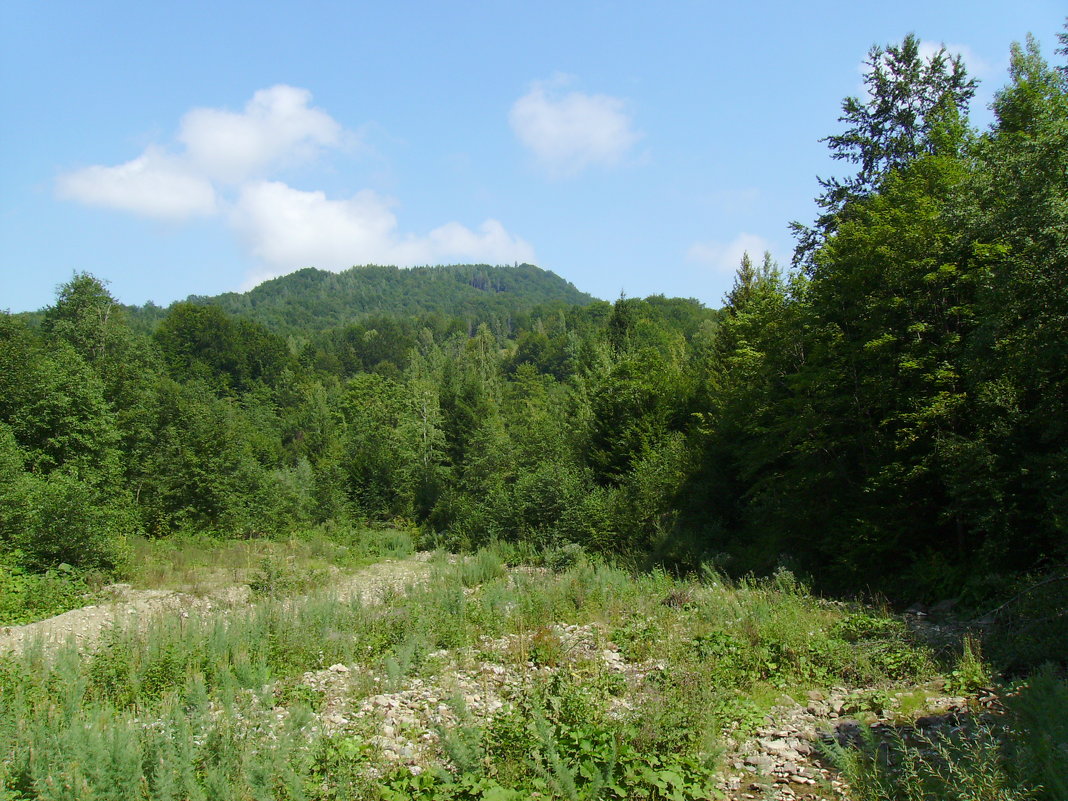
[
  {"left": 744, "top": 754, "right": 775, "bottom": 773},
  {"left": 761, "top": 738, "right": 798, "bottom": 758},
  {"left": 915, "top": 715, "right": 945, "bottom": 729}
]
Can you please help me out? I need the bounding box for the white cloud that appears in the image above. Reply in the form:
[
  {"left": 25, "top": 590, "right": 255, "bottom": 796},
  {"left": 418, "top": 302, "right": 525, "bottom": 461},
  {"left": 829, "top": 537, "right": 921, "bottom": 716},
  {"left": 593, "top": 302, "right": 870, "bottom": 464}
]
[
  {"left": 423, "top": 219, "right": 537, "bottom": 265},
  {"left": 232, "top": 181, "right": 535, "bottom": 282},
  {"left": 510, "top": 76, "right": 641, "bottom": 177},
  {"left": 179, "top": 85, "right": 343, "bottom": 183},
  {"left": 686, "top": 233, "right": 772, "bottom": 275},
  {"left": 918, "top": 40, "right": 992, "bottom": 78},
  {"left": 56, "top": 146, "right": 217, "bottom": 220},
  {"left": 56, "top": 85, "right": 344, "bottom": 219},
  {"left": 57, "top": 86, "right": 537, "bottom": 279}
]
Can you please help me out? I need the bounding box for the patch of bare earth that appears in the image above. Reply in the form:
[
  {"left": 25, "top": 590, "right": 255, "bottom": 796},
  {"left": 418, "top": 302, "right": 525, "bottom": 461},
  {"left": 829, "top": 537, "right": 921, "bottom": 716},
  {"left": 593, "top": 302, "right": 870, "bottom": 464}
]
[{"left": 0, "top": 553, "right": 434, "bottom": 655}]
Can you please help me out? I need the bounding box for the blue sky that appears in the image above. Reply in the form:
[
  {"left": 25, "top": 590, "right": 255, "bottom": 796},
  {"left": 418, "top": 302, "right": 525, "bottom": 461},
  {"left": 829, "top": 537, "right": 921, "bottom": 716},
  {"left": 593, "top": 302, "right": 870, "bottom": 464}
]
[{"left": 2, "top": 1, "right": 1064, "bottom": 313}]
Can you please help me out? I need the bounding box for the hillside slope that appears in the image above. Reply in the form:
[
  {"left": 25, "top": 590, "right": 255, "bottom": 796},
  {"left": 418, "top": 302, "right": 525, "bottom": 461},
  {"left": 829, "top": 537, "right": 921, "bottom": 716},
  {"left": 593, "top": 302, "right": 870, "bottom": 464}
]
[{"left": 178, "top": 263, "right": 596, "bottom": 331}]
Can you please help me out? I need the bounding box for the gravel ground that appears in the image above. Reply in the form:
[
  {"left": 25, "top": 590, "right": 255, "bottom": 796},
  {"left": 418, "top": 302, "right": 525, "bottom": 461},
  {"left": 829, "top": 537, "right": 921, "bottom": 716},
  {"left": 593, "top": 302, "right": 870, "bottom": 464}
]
[{"left": 1, "top": 555, "right": 984, "bottom": 801}]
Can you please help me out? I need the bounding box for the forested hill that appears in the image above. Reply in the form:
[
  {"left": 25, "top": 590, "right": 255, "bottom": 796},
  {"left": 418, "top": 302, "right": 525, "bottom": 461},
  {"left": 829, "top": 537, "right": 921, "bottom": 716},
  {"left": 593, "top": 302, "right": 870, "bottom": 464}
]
[
  {"left": 3, "top": 30, "right": 1066, "bottom": 633},
  {"left": 178, "top": 263, "right": 596, "bottom": 332}
]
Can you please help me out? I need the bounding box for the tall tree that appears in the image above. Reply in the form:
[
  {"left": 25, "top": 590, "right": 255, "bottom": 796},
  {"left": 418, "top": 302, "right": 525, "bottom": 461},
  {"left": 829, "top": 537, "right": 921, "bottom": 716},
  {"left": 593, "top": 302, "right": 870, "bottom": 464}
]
[
  {"left": 793, "top": 34, "right": 976, "bottom": 264},
  {"left": 958, "top": 33, "right": 1068, "bottom": 569}
]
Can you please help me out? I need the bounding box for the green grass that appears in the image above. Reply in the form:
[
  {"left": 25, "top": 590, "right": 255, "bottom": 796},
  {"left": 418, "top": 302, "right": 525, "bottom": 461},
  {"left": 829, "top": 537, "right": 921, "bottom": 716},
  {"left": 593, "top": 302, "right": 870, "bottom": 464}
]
[
  {"left": 128, "top": 524, "right": 417, "bottom": 595},
  {"left": 0, "top": 546, "right": 953, "bottom": 800},
  {"left": 0, "top": 525, "right": 418, "bottom": 628}
]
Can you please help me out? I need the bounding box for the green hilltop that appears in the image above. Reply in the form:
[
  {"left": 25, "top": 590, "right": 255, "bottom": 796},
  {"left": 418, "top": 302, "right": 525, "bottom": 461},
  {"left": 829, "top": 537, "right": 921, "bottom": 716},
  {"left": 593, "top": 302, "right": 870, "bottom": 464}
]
[{"left": 179, "top": 263, "right": 597, "bottom": 332}]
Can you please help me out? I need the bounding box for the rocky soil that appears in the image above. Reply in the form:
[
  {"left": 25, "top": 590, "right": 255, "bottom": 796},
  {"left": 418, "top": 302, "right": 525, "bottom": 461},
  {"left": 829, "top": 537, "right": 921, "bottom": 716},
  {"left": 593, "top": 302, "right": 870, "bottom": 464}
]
[
  {"left": 717, "top": 687, "right": 983, "bottom": 800},
  {"left": 289, "top": 619, "right": 979, "bottom": 801},
  {"left": 1, "top": 558, "right": 989, "bottom": 800}
]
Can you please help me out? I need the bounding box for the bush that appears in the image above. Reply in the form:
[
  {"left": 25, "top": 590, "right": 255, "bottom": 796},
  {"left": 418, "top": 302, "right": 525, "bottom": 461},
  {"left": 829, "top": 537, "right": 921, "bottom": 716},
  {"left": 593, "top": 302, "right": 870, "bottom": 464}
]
[
  {"left": 0, "top": 558, "right": 92, "bottom": 626},
  {"left": 0, "top": 471, "right": 133, "bottom": 575},
  {"left": 543, "top": 542, "right": 587, "bottom": 573}
]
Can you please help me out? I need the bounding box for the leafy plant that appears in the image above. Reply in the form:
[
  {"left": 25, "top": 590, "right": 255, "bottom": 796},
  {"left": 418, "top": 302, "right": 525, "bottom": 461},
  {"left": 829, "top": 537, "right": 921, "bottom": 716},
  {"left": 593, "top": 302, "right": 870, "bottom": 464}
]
[
  {"left": 0, "top": 560, "right": 93, "bottom": 626},
  {"left": 947, "top": 636, "right": 990, "bottom": 695},
  {"left": 823, "top": 722, "right": 1033, "bottom": 801}
]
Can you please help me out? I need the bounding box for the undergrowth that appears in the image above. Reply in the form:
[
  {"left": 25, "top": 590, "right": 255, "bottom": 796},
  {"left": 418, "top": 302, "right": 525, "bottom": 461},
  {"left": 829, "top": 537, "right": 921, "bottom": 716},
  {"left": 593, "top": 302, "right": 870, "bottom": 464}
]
[
  {"left": 823, "top": 667, "right": 1068, "bottom": 800},
  {"left": 1, "top": 525, "right": 416, "bottom": 628},
  {"left": 0, "top": 544, "right": 1013, "bottom": 800},
  {"left": 129, "top": 524, "right": 416, "bottom": 595},
  {"left": 0, "top": 559, "right": 96, "bottom": 627}
]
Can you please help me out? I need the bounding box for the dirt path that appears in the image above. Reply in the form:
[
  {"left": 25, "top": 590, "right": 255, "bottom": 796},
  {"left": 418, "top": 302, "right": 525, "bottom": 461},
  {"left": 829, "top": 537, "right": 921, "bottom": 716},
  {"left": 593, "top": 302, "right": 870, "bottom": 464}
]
[{"left": 0, "top": 553, "right": 435, "bottom": 656}]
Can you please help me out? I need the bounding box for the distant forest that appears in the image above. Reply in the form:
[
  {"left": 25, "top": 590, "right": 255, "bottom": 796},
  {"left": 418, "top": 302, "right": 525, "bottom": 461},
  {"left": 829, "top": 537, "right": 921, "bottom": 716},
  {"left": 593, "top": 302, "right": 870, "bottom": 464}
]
[{"left": 2, "top": 30, "right": 1066, "bottom": 603}]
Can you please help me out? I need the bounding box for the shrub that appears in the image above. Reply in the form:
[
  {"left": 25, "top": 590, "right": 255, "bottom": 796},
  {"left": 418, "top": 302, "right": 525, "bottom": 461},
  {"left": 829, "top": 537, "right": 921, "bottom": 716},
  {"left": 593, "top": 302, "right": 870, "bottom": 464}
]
[
  {"left": 543, "top": 542, "right": 587, "bottom": 573},
  {"left": 0, "top": 559, "right": 92, "bottom": 626},
  {"left": 0, "top": 471, "right": 133, "bottom": 575},
  {"left": 823, "top": 722, "right": 1031, "bottom": 801}
]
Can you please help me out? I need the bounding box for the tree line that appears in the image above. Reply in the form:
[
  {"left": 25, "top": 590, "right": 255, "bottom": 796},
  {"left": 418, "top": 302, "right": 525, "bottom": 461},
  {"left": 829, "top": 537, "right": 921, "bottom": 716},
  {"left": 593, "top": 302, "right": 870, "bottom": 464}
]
[{"left": 2, "top": 29, "right": 1065, "bottom": 602}]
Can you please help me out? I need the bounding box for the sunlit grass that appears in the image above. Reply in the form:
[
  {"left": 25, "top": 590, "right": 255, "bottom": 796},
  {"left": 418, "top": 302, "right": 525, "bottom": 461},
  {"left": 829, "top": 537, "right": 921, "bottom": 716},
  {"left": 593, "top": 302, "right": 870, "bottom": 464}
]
[
  {"left": 127, "top": 524, "right": 416, "bottom": 594},
  {"left": 5, "top": 544, "right": 1054, "bottom": 800}
]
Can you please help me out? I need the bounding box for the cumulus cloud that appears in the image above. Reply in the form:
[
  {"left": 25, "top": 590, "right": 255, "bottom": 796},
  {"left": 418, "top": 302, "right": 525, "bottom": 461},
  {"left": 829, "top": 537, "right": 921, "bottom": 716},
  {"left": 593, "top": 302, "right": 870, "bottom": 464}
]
[
  {"left": 57, "top": 85, "right": 537, "bottom": 275},
  {"left": 686, "top": 233, "right": 773, "bottom": 275},
  {"left": 510, "top": 76, "right": 642, "bottom": 177},
  {"left": 56, "top": 84, "right": 343, "bottom": 219},
  {"left": 179, "top": 85, "right": 343, "bottom": 183},
  {"left": 232, "top": 181, "right": 535, "bottom": 280},
  {"left": 56, "top": 146, "right": 217, "bottom": 220}
]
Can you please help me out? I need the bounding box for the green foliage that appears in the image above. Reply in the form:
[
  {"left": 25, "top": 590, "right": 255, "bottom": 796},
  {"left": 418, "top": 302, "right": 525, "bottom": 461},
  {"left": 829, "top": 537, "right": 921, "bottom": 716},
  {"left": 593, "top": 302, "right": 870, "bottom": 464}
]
[
  {"left": 248, "top": 554, "right": 329, "bottom": 598},
  {"left": 0, "top": 550, "right": 975, "bottom": 800},
  {"left": 0, "top": 558, "right": 92, "bottom": 626},
  {"left": 543, "top": 542, "right": 588, "bottom": 573},
  {"left": 687, "top": 29, "right": 1068, "bottom": 600},
  {"left": 0, "top": 315, "right": 123, "bottom": 486},
  {"left": 135, "top": 377, "right": 276, "bottom": 537},
  {"left": 824, "top": 668, "right": 1068, "bottom": 801},
  {"left": 1, "top": 28, "right": 1067, "bottom": 801},
  {"left": 395, "top": 666, "right": 723, "bottom": 801},
  {"left": 155, "top": 302, "right": 292, "bottom": 393},
  {"left": 946, "top": 636, "right": 991, "bottom": 695},
  {"left": 180, "top": 263, "right": 596, "bottom": 334},
  {"left": 794, "top": 32, "right": 976, "bottom": 262},
  {"left": 1, "top": 28, "right": 1066, "bottom": 689},
  {"left": 1003, "top": 667, "right": 1068, "bottom": 799},
  {"left": 0, "top": 469, "right": 133, "bottom": 574},
  {"left": 824, "top": 723, "right": 1032, "bottom": 801},
  {"left": 980, "top": 573, "right": 1068, "bottom": 673},
  {"left": 833, "top": 613, "right": 933, "bottom": 681},
  {"left": 459, "top": 547, "right": 508, "bottom": 588}
]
